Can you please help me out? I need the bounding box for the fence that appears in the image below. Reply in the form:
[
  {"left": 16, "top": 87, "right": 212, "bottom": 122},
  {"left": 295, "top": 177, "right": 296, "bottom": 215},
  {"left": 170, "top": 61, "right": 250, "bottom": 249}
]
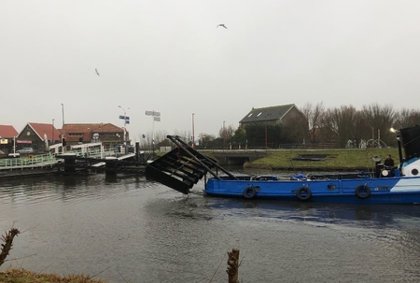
[{"left": 0, "top": 154, "right": 57, "bottom": 170}]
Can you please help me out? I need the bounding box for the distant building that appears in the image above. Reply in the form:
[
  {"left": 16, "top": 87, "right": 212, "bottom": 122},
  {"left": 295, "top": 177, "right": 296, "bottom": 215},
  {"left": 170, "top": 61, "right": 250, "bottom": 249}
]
[
  {"left": 16, "top": 122, "right": 61, "bottom": 153},
  {"left": 239, "top": 104, "right": 308, "bottom": 147},
  {"left": 0, "top": 125, "right": 18, "bottom": 155},
  {"left": 61, "top": 123, "right": 125, "bottom": 149}
]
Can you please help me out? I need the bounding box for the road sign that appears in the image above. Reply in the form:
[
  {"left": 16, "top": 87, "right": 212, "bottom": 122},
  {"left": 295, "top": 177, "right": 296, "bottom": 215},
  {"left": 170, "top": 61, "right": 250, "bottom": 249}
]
[
  {"left": 153, "top": 116, "right": 161, "bottom": 122},
  {"left": 119, "top": 115, "right": 130, "bottom": 124},
  {"left": 145, "top": 110, "right": 160, "bottom": 117}
]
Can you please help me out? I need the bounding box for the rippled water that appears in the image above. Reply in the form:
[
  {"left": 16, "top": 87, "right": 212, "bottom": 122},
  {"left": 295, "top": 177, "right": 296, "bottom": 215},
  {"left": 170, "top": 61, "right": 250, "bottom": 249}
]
[{"left": 0, "top": 174, "right": 419, "bottom": 282}]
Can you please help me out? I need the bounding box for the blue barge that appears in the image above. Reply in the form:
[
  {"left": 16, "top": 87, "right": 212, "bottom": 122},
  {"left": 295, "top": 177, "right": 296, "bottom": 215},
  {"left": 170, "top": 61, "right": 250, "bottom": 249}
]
[{"left": 145, "top": 126, "right": 420, "bottom": 204}]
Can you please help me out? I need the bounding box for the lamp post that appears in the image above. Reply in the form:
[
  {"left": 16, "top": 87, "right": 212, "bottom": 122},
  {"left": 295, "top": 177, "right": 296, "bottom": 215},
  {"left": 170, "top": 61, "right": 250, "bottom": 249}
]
[
  {"left": 222, "top": 120, "right": 226, "bottom": 149},
  {"left": 51, "top": 118, "right": 55, "bottom": 145},
  {"left": 13, "top": 136, "right": 16, "bottom": 155},
  {"left": 390, "top": 127, "right": 403, "bottom": 165},
  {"left": 61, "top": 103, "right": 66, "bottom": 152},
  {"left": 61, "top": 103, "right": 65, "bottom": 127},
  {"left": 192, "top": 113, "right": 195, "bottom": 148}
]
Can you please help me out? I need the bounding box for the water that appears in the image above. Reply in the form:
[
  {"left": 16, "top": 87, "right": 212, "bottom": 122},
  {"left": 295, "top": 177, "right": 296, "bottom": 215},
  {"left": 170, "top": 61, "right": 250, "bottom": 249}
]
[{"left": 0, "top": 174, "right": 419, "bottom": 282}]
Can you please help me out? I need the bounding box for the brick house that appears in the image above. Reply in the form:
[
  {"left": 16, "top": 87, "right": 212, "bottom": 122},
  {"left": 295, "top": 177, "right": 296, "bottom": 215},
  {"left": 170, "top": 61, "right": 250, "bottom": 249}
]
[
  {"left": 16, "top": 122, "right": 61, "bottom": 153},
  {"left": 0, "top": 125, "right": 19, "bottom": 155},
  {"left": 239, "top": 104, "right": 308, "bottom": 147},
  {"left": 61, "top": 123, "right": 125, "bottom": 150}
]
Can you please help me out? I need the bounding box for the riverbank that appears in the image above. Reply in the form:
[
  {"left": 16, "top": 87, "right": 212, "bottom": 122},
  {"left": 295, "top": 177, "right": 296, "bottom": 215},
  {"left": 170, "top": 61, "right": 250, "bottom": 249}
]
[
  {"left": 244, "top": 148, "right": 399, "bottom": 171},
  {"left": 0, "top": 268, "right": 105, "bottom": 283}
]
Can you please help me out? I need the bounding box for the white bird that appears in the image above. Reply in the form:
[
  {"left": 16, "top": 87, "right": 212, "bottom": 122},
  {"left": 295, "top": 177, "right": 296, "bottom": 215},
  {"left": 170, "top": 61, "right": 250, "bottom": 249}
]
[
  {"left": 95, "top": 68, "right": 100, "bottom": 76},
  {"left": 217, "top": 24, "right": 228, "bottom": 29}
]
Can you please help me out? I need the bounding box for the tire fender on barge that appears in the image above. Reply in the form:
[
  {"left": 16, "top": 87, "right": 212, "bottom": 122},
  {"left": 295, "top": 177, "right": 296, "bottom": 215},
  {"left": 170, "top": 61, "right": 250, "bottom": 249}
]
[
  {"left": 296, "top": 186, "right": 312, "bottom": 201},
  {"left": 355, "top": 184, "right": 371, "bottom": 199},
  {"left": 243, "top": 186, "right": 259, "bottom": 199}
]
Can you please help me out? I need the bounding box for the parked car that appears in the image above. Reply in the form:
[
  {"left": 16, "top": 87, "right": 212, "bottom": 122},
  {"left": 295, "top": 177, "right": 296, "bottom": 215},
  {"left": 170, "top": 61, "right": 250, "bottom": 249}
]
[
  {"left": 8, "top": 153, "right": 20, "bottom": 158},
  {"left": 17, "top": 147, "right": 34, "bottom": 154}
]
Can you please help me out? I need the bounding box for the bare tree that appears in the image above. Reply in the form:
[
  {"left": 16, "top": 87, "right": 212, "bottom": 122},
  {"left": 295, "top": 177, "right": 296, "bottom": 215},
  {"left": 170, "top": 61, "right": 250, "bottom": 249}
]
[
  {"left": 302, "top": 102, "right": 325, "bottom": 143},
  {"left": 394, "top": 108, "right": 420, "bottom": 129},
  {"left": 320, "top": 105, "right": 359, "bottom": 147},
  {"left": 361, "top": 104, "right": 396, "bottom": 146},
  {"left": 198, "top": 133, "right": 216, "bottom": 148},
  {"left": 219, "top": 125, "right": 235, "bottom": 140}
]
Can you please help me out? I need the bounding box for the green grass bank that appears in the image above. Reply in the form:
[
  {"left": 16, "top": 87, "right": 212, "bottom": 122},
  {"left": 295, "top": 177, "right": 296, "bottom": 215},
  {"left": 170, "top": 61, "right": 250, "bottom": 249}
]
[
  {"left": 0, "top": 268, "right": 105, "bottom": 283},
  {"left": 244, "top": 148, "right": 399, "bottom": 171}
]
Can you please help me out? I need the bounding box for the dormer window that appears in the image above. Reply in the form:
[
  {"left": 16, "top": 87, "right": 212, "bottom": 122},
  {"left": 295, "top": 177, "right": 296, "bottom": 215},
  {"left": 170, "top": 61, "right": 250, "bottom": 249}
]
[
  {"left": 248, "top": 113, "right": 253, "bottom": 117},
  {"left": 257, "top": 112, "right": 262, "bottom": 117}
]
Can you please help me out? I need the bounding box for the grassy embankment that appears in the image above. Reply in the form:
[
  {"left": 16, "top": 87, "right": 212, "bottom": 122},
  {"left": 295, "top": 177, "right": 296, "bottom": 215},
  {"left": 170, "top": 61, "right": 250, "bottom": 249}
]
[
  {"left": 244, "top": 148, "right": 399, "bottom": 171},
  {"left": 0, "top": 269, "right": 105, "bottom": 283}
]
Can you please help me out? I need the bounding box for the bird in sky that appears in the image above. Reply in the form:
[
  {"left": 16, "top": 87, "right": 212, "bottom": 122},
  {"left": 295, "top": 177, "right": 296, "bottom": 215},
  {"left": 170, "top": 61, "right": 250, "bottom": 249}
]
[
  {"left": 217, "top": 24, "right": 228, "bottom": 29},
  {"left": 95, "top": 68, "right": 100, "bottom": 76}
]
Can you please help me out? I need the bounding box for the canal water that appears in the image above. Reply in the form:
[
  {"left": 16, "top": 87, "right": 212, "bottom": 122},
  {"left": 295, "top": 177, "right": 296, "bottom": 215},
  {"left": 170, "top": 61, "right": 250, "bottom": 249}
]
[{"left": 0, "top": 174, "right": 419, "bottom": 283}]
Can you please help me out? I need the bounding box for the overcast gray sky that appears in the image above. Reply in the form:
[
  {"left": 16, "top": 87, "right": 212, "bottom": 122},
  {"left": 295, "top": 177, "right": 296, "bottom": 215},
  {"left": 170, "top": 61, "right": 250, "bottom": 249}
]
[{"left": 2, "top": 0, "right": 420, "bottom": 141}]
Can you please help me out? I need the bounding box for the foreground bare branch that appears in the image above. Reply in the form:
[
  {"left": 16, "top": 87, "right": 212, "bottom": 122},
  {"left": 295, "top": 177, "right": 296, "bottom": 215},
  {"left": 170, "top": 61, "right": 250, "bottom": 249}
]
[{"left": 0, "top": 228, "right": 20, "bottom": 266}]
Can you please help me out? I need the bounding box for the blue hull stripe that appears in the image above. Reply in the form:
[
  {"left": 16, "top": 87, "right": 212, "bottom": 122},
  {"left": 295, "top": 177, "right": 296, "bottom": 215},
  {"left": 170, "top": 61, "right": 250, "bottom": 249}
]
[{"left": 204, "top": 177, "right": 420, "bottom": 204}]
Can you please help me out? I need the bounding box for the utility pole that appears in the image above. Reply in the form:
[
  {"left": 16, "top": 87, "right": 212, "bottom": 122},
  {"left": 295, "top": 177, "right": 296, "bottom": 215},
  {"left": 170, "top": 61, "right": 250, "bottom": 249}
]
[
  {"left": 61, "top": 103, "right": 65, "bottom": 127},
  {"left": 223, "top": 120, "right": 226, "bottom": 149},
  {"left": 192, "top": 113, "right": 195, "bottom": 148},
  {"left": 51, "top": 118, "right": 55, "bottom": 145}
]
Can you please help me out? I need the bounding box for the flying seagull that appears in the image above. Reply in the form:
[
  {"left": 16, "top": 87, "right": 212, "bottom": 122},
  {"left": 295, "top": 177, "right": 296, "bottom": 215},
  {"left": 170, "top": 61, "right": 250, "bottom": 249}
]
[
  {"left": 217, "top": 24, "right": 228, "bottom": 29},
  {"left": 95, "top": 68, "right": 100, "bottom": 76}
]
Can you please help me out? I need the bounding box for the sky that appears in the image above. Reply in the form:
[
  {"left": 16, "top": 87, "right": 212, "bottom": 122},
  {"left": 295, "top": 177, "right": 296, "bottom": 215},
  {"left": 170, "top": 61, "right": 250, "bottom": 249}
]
[{"left": 2, "top": 0, "right": 420, "bottom": 142}]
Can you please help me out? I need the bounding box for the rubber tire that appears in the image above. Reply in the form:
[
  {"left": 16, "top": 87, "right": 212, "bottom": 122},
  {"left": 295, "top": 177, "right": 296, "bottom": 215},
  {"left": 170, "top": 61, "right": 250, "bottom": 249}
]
[
  {"left": 355, "top": 185, "right": 371, "bottom": 199},
  {"left": 296, "top": 187, "right": 312, "bottom": 201},
  {"left": 243, "top": 186, "right": 258, "bottom": 199}
]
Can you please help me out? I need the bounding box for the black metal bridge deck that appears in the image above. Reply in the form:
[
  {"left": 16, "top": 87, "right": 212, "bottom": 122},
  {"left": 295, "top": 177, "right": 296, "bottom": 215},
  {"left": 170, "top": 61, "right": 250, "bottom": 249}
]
[{"left": 145, "top": 135, "right": 235, "bottom": 194}]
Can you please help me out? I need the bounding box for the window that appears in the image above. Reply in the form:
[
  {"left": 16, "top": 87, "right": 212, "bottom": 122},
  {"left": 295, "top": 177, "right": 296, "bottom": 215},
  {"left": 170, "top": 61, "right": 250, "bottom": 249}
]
[{"left": 257, "top": 112, "right": 262, "bottom": 117}]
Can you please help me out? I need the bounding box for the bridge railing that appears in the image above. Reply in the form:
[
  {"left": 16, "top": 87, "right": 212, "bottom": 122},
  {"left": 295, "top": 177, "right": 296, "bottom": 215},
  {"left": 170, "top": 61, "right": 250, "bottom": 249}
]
[{"left": 0, "top": 153, "right": 57, "bottom": 170}]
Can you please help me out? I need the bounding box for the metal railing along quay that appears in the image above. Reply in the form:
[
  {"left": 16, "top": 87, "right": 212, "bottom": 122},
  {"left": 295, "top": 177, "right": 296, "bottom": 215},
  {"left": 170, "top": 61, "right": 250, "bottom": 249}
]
[{"left": 0, "top": 154, "right": 58, "bottom": 170}]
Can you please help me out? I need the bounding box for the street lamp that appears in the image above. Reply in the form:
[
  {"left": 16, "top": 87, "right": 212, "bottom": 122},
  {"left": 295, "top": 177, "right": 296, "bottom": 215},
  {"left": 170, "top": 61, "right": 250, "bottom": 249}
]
[
  {"left": 51, "top": 118, "right": 55, "bottom": 144},
  {"left": 61, "top": 103, "right": 65, "bottom": 127},
  {"left": 192, "top": 113, "right": 195, "bottom": 148},
  {"left": 390, "top": 127, "right": 403, "bottom": 165}
]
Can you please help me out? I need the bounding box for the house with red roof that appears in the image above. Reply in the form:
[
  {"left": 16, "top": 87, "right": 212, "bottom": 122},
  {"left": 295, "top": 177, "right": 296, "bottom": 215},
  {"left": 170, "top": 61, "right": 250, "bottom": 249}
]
[
  {"left": 16, "top": 122, "right": 61, "bottom": 153},
  {"left": 62, "top": 123, "right": 125, "bottom": 149},
  {"left": 0, "top": 125, "right": 18, "bottom": 155}
]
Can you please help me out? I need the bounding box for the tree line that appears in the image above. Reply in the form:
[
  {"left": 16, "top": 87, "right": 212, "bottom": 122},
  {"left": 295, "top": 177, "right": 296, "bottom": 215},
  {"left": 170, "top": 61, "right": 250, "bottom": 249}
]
[
  {"left": 143, "top": 103, "right": 420, "bottom": 149},
  {"left": 302, "top": 103, "right": 420, "bottom": 148}
]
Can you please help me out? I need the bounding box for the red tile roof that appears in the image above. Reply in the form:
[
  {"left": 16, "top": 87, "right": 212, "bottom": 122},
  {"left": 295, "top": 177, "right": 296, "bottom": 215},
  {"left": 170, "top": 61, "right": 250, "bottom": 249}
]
[
  {"left": 62, "top": 123, "right": 124, "bottom": 133},
  {"left": 28, "top": 122, "right": 61, "bottom": 141},
  {"left": 62, "top": 123, "right": 124, "bottom": 142},
  {"left": 0, "top": 125, "right": 18, "bottom": 138}
]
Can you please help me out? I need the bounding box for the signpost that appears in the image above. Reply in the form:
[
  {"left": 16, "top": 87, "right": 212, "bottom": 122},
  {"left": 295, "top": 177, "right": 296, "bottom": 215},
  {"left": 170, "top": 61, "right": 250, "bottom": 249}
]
[
  {"left": 145, "top": 110, "right": 161, "bottom": 156},
  {"left": 118, "top": 106, "right": 130, "bottom": 153},
  {"left": 119, "top": 115, "right": 130, "bottom": 124}
]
